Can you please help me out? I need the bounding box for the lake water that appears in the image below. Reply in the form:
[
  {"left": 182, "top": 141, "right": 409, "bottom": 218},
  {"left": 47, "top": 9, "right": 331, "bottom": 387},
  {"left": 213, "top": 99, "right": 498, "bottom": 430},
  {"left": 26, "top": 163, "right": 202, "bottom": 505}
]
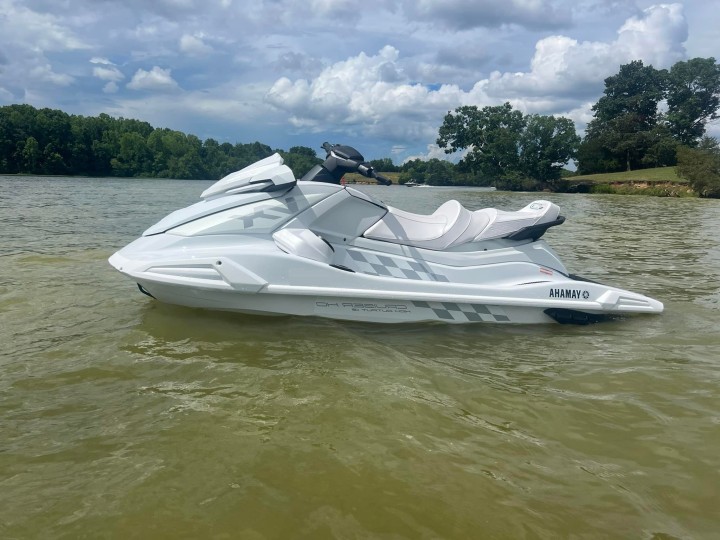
[{"left": 1, "top": 176, "right": 719, "bottom": 539}]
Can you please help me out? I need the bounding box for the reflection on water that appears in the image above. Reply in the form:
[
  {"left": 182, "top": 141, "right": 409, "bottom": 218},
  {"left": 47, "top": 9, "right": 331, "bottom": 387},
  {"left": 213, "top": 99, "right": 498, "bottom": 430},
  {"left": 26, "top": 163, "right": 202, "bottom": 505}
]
[{"left": 1, "top": 176, "right": 719, "bottom": 538}]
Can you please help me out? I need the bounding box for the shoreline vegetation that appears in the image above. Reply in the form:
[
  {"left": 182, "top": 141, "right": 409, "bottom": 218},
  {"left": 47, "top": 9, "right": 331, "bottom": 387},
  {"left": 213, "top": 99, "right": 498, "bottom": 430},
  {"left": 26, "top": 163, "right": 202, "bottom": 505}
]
[
  {"left": 2, "top": 166, "right": 693, "bottom": 195},
  {"left": 0, "top": 156, "right": 702, "bottom": 198},
  {"left": 345, "top": 168, "right": 697, "bottom": 197}
]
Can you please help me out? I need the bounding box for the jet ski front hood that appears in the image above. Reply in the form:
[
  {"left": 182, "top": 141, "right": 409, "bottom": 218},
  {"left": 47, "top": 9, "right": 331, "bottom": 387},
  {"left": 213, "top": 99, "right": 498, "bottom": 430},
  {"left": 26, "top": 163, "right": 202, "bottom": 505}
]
[{"left": 142, "top": 191, "right": 282, "bottom": 236}]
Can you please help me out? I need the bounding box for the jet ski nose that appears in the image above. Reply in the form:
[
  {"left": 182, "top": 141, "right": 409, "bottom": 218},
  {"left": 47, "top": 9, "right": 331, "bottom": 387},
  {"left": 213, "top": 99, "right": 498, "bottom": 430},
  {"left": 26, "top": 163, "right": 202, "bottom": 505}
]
[{"left": 595, "top": 289, "right": 664, "bottom": 313}]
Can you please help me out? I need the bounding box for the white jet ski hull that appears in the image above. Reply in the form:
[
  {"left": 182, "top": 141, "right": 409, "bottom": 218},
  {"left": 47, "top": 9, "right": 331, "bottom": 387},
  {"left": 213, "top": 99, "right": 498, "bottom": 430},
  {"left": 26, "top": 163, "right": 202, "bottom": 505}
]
[
  {"left": 110, "top": 238, "right": 662, "bottom": 325},
  {"left": 128, "top": 281, "right": 659, "bottom": 324},
  {"left": 109, "top": 145, "right": 663, "bottom": 325}
]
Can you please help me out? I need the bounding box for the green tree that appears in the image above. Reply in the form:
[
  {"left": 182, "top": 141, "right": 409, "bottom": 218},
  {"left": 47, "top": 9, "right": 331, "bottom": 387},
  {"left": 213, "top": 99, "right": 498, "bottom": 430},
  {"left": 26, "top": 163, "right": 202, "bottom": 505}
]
[
  {"left": 424, "top": 158, "right": 455, "bottom": 185},
  {"left": 437, "top": 103, "right": 578, "bottom": 188},
  {"left": 110, "top": 132, "right": 153, "bottom": 176},
  {"left": 582, "top": 60, "right": 666, "bottom": 172},
  {"left": 640, "top": 124, "right": 678, "bottom": 168},
  {"left": 279, "top": 146, "right": 321, "bottom": 178},
  {"left": 576, "top": 137, "right": 612, "bottom": 175},
  {"left": 518, "top": 115, "right": 580, "bottom": 183},
  {"left": 400, "top": 158, "right": 428, "bottom": 185},
  {"left": 591, "top": 60, "right": 665, "bottom": 125},
  {"left": 666, "top": 57, "right": 720, "bottom": 146},
  {"left": 42, "top": 143, "right": 67, "bottom": 174},
  {"left": 179, "top": 134, "right": 206, "bottom": 179},
  {"left": 369, "top": 157, "right": 399, "bottom": 172},
  {"left": 437, "top": 103, "right": 526, "bottom": 181},
  {"left": 676, "top": 137, "right": 720, "bottom": 197},
  {"left": 201, "top": 138, "right": 231, "bottom": 179},
  {"left": 3, "top": 104, "right": 45, "bottom": 172},
  {"left": 231, "top": 142, "right": 273, "bottom": 170},
  {"left": 145, "top": 129, "right": 206, "bottom": 179},
  {"left": 21, "top": 136, "right": 40, "bottom": 173}
]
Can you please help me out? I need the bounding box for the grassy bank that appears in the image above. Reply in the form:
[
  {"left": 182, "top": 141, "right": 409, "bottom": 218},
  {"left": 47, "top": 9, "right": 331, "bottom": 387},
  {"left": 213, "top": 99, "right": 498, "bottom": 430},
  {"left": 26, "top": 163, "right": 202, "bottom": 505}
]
[
  {"left": 343, "top": 172, "right": 402, "bottom": 184},
  {"left": 570, "top": 166, "right": 684, "bottom": 184},
  {"left": 565, "top": 167, "right": 694, "bottom": 196}
]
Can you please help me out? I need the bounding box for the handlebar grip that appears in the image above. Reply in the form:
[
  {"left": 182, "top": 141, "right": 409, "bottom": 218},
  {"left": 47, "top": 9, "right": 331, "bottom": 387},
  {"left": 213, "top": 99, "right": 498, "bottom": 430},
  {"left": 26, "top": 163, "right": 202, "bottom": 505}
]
[{"left": 375, "top": 173, "right": 392, "bottom": 186}]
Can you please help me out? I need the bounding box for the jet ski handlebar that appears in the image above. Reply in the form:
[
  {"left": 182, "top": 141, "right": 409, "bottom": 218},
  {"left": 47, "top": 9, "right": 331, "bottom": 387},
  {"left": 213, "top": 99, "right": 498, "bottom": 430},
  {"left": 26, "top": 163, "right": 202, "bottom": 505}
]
[
  {"left": 321, "top": 142, "right": 392, "bottom": 185},
  {"left": 358, "top": 163, "right": 392, "bottom": 186}
]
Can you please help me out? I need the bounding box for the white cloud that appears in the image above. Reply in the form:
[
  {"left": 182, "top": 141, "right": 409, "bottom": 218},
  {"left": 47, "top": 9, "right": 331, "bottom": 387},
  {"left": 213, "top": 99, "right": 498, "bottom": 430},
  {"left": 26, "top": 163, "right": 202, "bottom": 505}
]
[
  {"left": 400, "top": 0, "right": 574, "bottom": 30},
  {"left": 127, "top": 66, "right": 179, "bottom": 91},
  {"left": 90, "top": 57, "right": 115, "bottom": 65},
  {"left": 476, "top": 4, "right": 687, "bottom": 106},
  {"left": 266, "top": 3, "right": 690, "bottom": 147},
  {"left": 93, "top": 66, "right": 125, "bottom": 82},
  {"left": 103, "top": 79, "right": 272, "bottom": 128},
  {"left": 103, "top": 82, "right": 119, "bottom": 93},
  {"left": 179, "top": 34, "right": 213, "bottom": 56},
  {"left": 274, "top": 51, "right": 320, "bottom": 77},
  {"left": 403, "top": 143, "right": 456, "bottom": 163},
  {"left": 616, "top": 3, "right": 687, "bottom": 67},
  {"left": 29, "top": 64, "right": 74, "bottom": 86},
  {"left": 0, "top": 0, "right": 89, "bottom": 52},
  {"left": 308, "top": 0, "right": 364, "bottom": 16},
  {"left": 266, "top": 46, "right": 461, "bottom": 129},
  {"left": 0, "top": 86, "right": 14, "bottom": 103}
]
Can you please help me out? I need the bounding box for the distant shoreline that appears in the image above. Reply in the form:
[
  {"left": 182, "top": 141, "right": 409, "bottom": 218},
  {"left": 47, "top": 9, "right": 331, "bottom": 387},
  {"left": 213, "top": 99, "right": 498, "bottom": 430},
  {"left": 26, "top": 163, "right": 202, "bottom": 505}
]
[{"left": 2, "top": 170, "right": 697, "bottom": 197}]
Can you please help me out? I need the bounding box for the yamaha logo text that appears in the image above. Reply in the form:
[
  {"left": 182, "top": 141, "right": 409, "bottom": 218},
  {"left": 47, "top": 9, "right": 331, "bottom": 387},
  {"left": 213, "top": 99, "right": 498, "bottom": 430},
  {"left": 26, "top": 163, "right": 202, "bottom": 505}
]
[{"left": 549, "top": 288, "right": 590, "bottom": 300}]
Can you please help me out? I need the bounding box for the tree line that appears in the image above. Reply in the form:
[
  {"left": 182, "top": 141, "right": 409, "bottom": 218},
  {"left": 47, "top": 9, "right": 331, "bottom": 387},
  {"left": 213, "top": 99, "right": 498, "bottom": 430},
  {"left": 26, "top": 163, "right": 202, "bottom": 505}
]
[
  {"left": 0, "top": 104, "right": 322, "bottom": 180},
  {"left": 0, "top": 102, "right": 573, "bottom": 189}
]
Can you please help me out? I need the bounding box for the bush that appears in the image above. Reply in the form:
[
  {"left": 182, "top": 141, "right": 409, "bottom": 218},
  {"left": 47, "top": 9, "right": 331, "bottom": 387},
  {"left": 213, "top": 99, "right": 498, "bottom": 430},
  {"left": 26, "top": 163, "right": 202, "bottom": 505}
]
[
  {"left": 676, "top": 139, "right": 720, "bottom": 198},
  {"left": 494, "top": 171, "right": 541, "bottom": 191},
  {"left": 589, "top": 184, "right": 616, "bottom": 194}
]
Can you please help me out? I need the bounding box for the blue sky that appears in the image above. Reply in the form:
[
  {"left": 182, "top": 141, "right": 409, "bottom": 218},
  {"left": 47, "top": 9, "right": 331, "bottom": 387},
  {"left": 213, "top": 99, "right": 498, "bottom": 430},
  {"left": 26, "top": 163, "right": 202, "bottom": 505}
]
[{"left": 1, "top": 0, "right": 717, "bottom": 162}]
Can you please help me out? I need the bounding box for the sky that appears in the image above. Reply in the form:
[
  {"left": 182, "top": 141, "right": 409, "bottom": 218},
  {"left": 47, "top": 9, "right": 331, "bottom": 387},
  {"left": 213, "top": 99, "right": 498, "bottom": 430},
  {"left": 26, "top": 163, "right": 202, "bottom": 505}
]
[{"left": 0, "top": 0, "right": 718, "bottom": 163}]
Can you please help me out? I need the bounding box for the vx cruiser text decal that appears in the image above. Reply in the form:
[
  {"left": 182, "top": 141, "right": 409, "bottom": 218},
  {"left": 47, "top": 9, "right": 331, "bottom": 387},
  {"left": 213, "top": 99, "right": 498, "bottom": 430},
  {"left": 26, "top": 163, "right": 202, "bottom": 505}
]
[
  {"left": 315, "top": 301, "right": 411, "bottom": 314},
  {"left": 549, "top": 288, "right": 590, "bottom": 299}
]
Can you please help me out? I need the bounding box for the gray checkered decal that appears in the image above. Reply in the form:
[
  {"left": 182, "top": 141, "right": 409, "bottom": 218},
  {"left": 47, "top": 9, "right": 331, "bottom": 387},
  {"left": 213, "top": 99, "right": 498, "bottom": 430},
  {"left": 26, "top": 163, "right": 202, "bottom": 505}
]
[
  {"left": 346, "top": 250, "right": 449, "bottom": 282},
  {"left": 241, "top": 196, "right": 300, "bottom": 228},
  {"left": 412, "top": 301, "right": 510, "bottom": 322}
]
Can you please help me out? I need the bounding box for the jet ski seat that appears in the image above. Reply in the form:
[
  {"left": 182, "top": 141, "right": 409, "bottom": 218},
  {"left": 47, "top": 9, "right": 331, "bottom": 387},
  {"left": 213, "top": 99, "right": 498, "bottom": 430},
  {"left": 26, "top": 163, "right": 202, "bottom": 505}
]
[{"left": 363, "top": 199, "right": 561, "bottom": 250}]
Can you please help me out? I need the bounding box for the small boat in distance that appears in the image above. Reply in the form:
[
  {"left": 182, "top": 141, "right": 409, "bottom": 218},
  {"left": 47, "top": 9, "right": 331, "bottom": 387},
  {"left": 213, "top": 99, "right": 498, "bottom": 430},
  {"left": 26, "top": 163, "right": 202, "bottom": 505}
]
[{"left": 404, "top": 180, "right": 421, "bottom": 187}]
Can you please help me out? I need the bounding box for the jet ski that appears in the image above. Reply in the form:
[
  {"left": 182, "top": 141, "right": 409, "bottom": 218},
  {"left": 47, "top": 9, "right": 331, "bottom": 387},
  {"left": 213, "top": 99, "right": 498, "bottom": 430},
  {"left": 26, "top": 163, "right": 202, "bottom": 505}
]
[{"left": 109, "top": 143, "right": 664, "bottom": 324}]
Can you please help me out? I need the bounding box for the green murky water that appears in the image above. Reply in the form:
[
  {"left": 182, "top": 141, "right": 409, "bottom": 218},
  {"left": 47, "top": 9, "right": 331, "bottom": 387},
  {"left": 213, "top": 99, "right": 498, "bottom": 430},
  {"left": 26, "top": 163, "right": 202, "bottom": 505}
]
[{"left": 1, "top": 177, "right": 719, "bottom": 539}]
